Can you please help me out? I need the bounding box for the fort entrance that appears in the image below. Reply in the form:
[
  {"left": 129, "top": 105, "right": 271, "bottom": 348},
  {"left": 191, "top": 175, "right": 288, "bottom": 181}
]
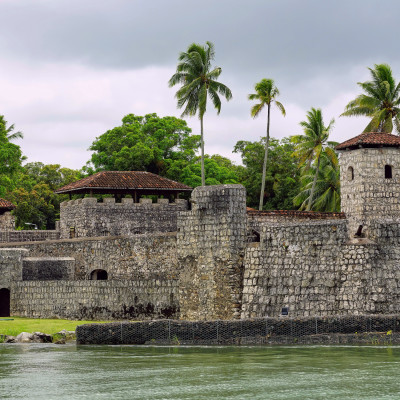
[{"left": 0, "top": 288, "right": 10, "bottom": 317}]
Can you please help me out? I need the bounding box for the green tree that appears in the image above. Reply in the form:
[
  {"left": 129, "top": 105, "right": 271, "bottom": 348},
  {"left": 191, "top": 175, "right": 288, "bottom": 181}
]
[
  {"left": 248, "top": 79, "right": 286, "bottom": 210},
  {"left": 178, "top": 155, "right": 239, "bottom": 188},
  {"left": 292, "top": 108, "right": 335, "bottom": 211},
  {"left": 8, "top": 163, "right": 80, "bottom": 229},
  {"left": 86, "top": 113, "right": 199, "bottom": 177},
  {"left": 0, "top": 116, "right": 24, "bottom": 197},
  {"left": 293, "top": 147, "right": 340, "bottom": 212},
  {"left": 341, "top": 64, "right": 400, "bottom": 133},
  {"left": 169, "top": 41, "right": 232, "bottom": 186},
  {"left": 0, "top": 115, "right": 23, "bottom": 141},
  {"left": 234, "top": 137, "right": 300, "bottom": 209}
]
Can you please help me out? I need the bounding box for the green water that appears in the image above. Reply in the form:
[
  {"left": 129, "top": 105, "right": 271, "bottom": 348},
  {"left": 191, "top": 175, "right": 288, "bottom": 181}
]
[{"left": 1, "top": 345, "right": 400, "bottom": 399}]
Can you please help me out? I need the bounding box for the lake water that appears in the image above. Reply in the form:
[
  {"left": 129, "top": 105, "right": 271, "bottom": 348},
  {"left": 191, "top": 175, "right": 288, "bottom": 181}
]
[{"left": 1, "top": 344, "right": 400, "bottom": 399}]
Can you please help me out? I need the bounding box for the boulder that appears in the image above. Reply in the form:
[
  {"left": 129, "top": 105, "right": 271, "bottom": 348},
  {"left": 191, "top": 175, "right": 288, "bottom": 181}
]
[
  {"left": 16, "top": 332, "right": 34, "bottom": 343},
  {"left": 33, "top": 332, "right": 53, "bottom": 343}
]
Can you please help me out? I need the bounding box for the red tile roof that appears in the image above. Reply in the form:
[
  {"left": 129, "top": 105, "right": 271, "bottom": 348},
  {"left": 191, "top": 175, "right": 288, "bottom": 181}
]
[
  {"left": 247, "top": 209, "right": 346, "bottom": 220},
  {"left": 336, "top": 132, "right": 400, "bottom": 150},
  {"left": 54, "top": 171, "right": 192, "bottom": 194},
  {"left": 0, "top": 198, "right": 16, "bottom": 210}
]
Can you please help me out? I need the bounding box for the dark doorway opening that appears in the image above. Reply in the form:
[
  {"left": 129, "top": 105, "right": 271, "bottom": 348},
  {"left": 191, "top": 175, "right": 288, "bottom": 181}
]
[
  {"left": 0, "top": 288, "right": 10, "bottom": 317},
  {"left": 90, "top": 269, "right": 108, "bottom": 280}
]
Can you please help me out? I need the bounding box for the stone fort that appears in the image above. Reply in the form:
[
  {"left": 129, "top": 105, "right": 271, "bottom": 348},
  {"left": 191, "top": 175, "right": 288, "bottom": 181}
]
[{"left": 1, "top": 132, "right": 400, "bottom": 321}]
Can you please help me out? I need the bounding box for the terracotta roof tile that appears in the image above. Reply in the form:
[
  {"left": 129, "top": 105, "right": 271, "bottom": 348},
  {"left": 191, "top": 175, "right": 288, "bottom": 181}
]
[
  {"left": 247, "top": 209, "right": 345, "bottom": 220},
  {"left": 336, "top": 132, "right": 400, "bottom": 150},
  {"left": 0, "top": 198, "right": 16, "bottom": 210},
  {"left": 55, "top": 171, "right": 192, "bottom": 194}
]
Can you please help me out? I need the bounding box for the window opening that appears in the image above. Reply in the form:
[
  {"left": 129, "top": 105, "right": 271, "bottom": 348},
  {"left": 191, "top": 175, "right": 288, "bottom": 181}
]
[
  {"left": 347, "top": 166, "right": 354, "bottom": 181},
  {"left": 385, "top": 165, "right": 393, "bottom": 179}
]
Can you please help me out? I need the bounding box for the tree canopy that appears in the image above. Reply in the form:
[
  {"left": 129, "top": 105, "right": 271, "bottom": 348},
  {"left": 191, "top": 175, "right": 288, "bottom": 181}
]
[
  {"left": 169, "top": 41, "right": 232, "bottom": 185},
  {"left": 341, "top": 64, "right": 400, "bottom": 134},
  {"left": 86, "top": 113, "right": 200, "bottom": 177}
]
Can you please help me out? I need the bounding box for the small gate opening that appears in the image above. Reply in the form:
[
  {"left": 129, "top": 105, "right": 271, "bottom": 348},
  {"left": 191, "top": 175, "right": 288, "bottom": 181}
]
[
  {"left": 0, "top": 288, "right": 10, "bottom": 317},
  {"left": 90, "top": 269, "right": 108, "bottom": 280}
]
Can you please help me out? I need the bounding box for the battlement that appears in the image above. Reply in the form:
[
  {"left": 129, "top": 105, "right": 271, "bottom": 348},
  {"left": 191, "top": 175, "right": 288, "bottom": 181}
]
[{"left": 60, "top": 197, "right": 188, "bottom": 239}]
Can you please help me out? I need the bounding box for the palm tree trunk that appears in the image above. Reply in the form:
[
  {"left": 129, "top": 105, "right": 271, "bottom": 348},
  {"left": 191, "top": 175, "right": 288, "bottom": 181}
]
[
  {"left": 307, "top": 155, "right": 321, "bottom": 211},
  {"left": 259, "top": 103, "right": 271, "bottom": 210},
  {"left": 200, "top": 115, "right": 205, "bottom": 186}
]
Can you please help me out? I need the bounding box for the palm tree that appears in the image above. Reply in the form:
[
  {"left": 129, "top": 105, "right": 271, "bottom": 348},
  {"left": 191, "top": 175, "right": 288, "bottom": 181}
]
[
  {"left": 0, "top": 115, "right": 23, "bottom": 141},
  {"left": 169, "top": 41, "right": 232, "bottom": 186},
  {"left": 293, "top": 147, "right": 340, "bottom": 212},
  {"left": 341, "top": 63, "right": 400, "bottom": 134},
  {"left": 292, "top": 108, "right": 334, "bottom": 211},
  {"left": 248, "top": 79, "right": 285, "bottom": 210}
]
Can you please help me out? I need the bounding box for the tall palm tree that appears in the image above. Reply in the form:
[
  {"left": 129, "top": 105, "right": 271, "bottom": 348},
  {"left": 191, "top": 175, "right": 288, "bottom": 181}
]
[
  {"left": 293, "top": 147, "right": 340, "bottom": 212},
  {"left": 0, "top": 115, "right": 23, "bottom": 141},
  {"left": 248, "top": 79, "right": 286, "bottom": 210},
  {"left": 341, "top": 63, "right": 400, "bottom": 134},
  {"left": 169, "top": 41, "right": 232, "bottom": 186},
  {"left": 292, "top": 108, "right": 334, "bottom": 211}
]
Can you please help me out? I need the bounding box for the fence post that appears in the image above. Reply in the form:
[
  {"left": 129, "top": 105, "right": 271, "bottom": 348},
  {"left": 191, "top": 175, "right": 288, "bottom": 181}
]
[
  {"left": 168, "top": 320, "right": 171, "bottom": 342},
  {"left": 216, "top": 320, "right": 219, "bottom": 343},
  {"left": 315, "top": 317, "right": 318, "bottom": 335}
]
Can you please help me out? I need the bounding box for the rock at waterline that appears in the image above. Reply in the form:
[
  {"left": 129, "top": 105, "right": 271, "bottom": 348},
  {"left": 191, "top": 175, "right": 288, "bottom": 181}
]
[{"left": 15, "top": 332, "right": 53, "bottom": 343}]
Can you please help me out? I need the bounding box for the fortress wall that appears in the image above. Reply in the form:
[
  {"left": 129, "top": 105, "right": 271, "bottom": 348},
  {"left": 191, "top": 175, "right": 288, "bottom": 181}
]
[
  {"left": 0, "top": 212, "right": 15, "bottom": 231},
  {"left": 177, "top": 185, "right": 247, "bottom": 321},
  {"left": 0, "top": 248, "right": 28, "bottom": 289},
  {"left": 0, "top": 230, "right": 60, "bottom": 243},
  {"left": 0, "top": 233, "right": 178, "bottom": 281},
  {"left": 11, "top": 280, "right": 179, "bottom": 320},
  {"left": 60, "top": 197, "right": 188, "bottom": 239},
  {"left": 242, "top": 219, "right": 400, "bottom": 318}
]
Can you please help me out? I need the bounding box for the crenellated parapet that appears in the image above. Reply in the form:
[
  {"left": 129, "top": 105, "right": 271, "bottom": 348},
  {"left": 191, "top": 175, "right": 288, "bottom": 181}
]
[{"left": 60, "top": 197, "right": 188, "bottom": 239}]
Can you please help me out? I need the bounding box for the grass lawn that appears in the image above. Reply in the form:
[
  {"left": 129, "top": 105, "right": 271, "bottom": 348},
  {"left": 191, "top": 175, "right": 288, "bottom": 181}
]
[{"left": 0, "top": 317, "right": 108, "bottom": 337}]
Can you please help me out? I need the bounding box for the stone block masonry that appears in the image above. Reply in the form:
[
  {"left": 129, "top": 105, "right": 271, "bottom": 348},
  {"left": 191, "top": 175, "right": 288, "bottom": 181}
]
[
  {"left": 0, "top": 248, "right": 28, "bottom": 290},
  {"left": 339, "top": 147, "right": 400, "bottom": 237},
  {"left": 22, "top": 257, "right": 75, "bottom": 281},
  {"left": 0, "top": 230, "right": 60, "bottom": 243},
  {"left": 0, "top": 233, "right": 178, "bottom": 281},
  {"left": 177, "top": 185, "right": 247, "bottom": 321},
  {"left": 11, "top": 280, "right": 179, "bottom": 320},
  {"left": 60, "top": 197, "right": 188, "bottom": 239}
]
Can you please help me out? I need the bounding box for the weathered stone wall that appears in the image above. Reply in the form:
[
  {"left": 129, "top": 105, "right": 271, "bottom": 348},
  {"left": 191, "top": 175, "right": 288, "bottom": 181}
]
[
  {"left": 0, "top": 248, "right": 27, "bottom": 290},
  {"left": 0, "top": 230, "right": 60, "bottom": 243},
  {"left": 0, "top": 212, "right": 15, "bottom": 231},
  {"left": 22, "top": 257, "right": 75, "bottom": 281},
  {"left": 11, "top": 280, "right": 179, "bottom": 320},
  {"left": 242, "top": 219, "right": 400, "bottom": 318},
  {"left": 339, "top": 147, "right": 400, "bottom": 236},
  {"left": 0, "top": 233, "right": 178, "bottom": 280},
  {"left": 60, "top": 197, "right": 188, "bottom": 239},
  {"left": 177, "top": 185, "right": 247, "bottom": 321}
]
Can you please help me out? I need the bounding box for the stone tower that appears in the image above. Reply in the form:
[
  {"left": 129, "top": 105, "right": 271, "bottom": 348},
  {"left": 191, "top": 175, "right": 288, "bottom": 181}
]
[
  {"left": 177, "top": 185, "right": 247, "bottom": 320},
  {"left": 337, "top": 132, "right": 400, "bottom": 237}
]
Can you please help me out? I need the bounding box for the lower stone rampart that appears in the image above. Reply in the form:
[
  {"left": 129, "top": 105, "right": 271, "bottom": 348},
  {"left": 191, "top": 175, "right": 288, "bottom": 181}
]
[
  {"left": 76, "top": 314, "right": 400, "bottom": 345},
  {"left": 11, "top": 280, "right": 179, "bottom": 320},
  {"left": 0, "top": 233, "right": 178, "bottom": 280}
]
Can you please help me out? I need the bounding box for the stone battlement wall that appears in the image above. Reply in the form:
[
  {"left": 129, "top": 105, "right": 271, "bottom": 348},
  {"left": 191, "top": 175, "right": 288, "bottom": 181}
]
[
  {"left": 0, "top": 233, "right": 178, "bottom": 281},
  {"left": 60, "top": 197, "right": 188, "bottom": 239},
  {"left": 242, "top": 218, "right": 400, "bottom": 318},
  {"left": 11, "top": 280, "right": 179, "bottom": 320},
  {"left": 0, "top": 230, "right": 60, "bottom": 243}
]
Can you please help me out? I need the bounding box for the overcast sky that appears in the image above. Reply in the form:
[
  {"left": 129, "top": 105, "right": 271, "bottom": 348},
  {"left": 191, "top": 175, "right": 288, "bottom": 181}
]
[{"left": 1, "top": 0, "right": 399, "bottom": 169}]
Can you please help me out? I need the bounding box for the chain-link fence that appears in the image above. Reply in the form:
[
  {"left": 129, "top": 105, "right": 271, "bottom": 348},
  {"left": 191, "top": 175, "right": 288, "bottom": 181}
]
[{"left": 76, "top": 315, "right": 400, "bottom": 345}]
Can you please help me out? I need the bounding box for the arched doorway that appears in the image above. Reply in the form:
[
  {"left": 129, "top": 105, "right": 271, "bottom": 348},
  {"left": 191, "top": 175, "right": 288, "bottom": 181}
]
[
  {"left": 0, "top": 288, "right": 10, "bottom": 317},
  {"left": 90, "top": 269, "right": 108, "bottom": 280}
]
